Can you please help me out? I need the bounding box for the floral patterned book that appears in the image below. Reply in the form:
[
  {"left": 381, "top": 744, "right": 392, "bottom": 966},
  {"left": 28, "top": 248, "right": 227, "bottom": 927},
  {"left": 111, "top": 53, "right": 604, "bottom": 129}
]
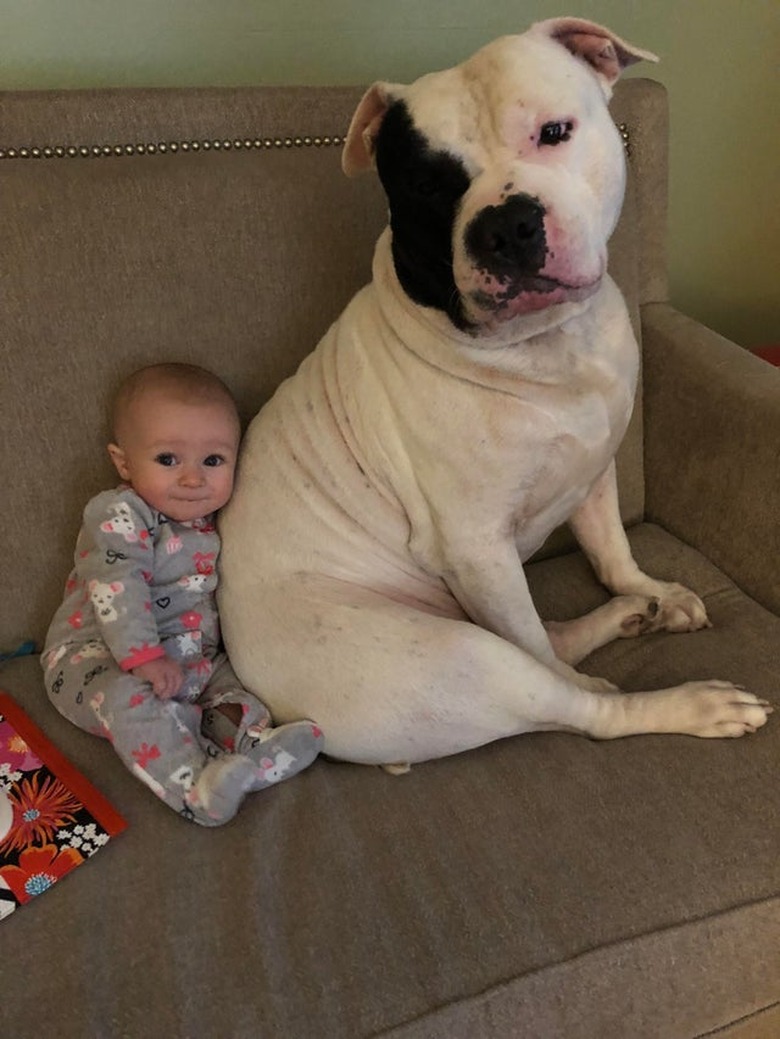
[{"left": 0, "top": 690, "right": 127, "bottom": 919}]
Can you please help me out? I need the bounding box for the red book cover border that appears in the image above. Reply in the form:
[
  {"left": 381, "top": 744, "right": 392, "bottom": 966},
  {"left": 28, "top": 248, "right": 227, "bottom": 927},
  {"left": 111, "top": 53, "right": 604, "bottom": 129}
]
[{"left": 0, "top": 690, "right": 127, "bottom": 837}]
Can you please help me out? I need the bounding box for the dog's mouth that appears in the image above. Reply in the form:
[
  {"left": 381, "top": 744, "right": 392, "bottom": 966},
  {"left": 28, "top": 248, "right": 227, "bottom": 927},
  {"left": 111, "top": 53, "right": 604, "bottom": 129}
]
[{"left": 464, "top": 274, "right": 602, "bottom": 326}]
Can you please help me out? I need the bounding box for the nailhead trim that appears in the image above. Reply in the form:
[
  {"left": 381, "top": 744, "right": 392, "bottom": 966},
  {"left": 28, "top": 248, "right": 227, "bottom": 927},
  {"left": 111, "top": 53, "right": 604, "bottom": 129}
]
[
  {"left": 0, "top": 134, "right": 345, "bottom": 160},
  {"left": 617, "top": 122, "right": 632, "bottom": 156},
  {"left": 0, "top": 125, "right": 632, "bottom": 161}
]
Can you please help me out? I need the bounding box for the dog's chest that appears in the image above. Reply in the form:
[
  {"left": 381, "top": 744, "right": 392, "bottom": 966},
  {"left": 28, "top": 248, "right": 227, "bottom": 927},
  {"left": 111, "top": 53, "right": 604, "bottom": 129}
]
[
  {"left": 349, "top": 334, "right": 632, "bottom": 569},
  {"left": 332, "top": 276, "right": 636, "bottom": 557},
  {"left": 450, "top": 361, "right": 631, "bottom": 551},
  {"left": 507, "top": 380, "right": 629, "bottom": 557}
]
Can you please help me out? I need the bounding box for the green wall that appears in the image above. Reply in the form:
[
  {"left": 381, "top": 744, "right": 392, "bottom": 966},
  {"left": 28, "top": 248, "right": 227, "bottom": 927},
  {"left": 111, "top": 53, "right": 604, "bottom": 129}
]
[{"left": 2, "top": 0, "right": 777, "bottom": 347}]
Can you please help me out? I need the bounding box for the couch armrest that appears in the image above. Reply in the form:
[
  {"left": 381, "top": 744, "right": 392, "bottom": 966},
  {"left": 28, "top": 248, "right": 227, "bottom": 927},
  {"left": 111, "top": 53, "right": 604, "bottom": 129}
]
[{"left": 642, "top": 302, "right": 780, "bottom": 614}]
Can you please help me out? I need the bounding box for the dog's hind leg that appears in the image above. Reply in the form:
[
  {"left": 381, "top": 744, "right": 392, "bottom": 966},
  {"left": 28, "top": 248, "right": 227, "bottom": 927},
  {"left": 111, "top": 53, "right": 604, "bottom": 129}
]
[
  {"left": 225, "top": 586, "right": 770, "bottom": 761},
  {"left": 544, "top": 594, "right": 660, "bottom": 666}
]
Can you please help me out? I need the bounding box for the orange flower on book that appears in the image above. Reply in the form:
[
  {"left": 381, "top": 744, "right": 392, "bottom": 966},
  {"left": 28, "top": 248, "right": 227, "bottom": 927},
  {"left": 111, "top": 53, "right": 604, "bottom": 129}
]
[
  {"left": 0, "top": 772, "right": 81, "bottom": 854},
  {"left": 0, "top": 843, "right": 84, "bottom": 903}
]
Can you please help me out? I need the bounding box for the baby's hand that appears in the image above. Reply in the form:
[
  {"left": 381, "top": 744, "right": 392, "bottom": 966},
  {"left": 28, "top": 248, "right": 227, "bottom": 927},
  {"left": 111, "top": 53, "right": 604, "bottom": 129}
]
[{"left": 132, "top": 655, "right": 185, "bottom": 699}]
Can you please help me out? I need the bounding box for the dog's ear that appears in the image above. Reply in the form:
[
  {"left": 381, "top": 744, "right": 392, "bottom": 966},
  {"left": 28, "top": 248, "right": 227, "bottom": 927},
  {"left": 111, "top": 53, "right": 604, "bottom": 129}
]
[
  {"left": 533, "top": 18, "right": 658, "bottom": 94},
  {"left": 342, "top": 82, "right": 403, "bottom": 177}
]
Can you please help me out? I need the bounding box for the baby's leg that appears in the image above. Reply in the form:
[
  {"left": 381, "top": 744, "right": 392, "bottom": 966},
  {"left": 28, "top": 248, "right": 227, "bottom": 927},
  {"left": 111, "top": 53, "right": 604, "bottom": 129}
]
[
  {"left": 44, "top": 645, "right": 258, "bottom": 826},
  {"left": 200, "top": 654, "right": 272, "bottom": 747},
  {"left": 201, "top": 654, "right": 323, "bottom": 787}
]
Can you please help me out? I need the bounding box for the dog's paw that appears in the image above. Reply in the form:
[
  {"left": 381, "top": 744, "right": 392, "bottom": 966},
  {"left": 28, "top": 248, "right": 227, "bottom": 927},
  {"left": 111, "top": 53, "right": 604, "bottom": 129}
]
[
  {"left": 618, "top": 595, "right": 661, "bottom": 637},
  {"left": 651, "top": 681, "right": 773, "bottom": 738},
  {"left": 641, "top": 582, "right": 711, "bottom": 633}
]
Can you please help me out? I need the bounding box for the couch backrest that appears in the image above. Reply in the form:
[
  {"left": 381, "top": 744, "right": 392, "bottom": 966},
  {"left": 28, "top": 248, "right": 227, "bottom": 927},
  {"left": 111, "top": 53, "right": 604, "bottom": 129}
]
[{"left": 0, "top": 78, "right": 668, "bottom": 648}]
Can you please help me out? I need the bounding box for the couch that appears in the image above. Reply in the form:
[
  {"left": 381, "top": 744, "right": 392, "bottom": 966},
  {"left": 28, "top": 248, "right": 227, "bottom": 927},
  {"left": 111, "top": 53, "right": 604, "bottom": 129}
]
[{"left": 1, "top": 78, "right": 778, "bottom": 1038}]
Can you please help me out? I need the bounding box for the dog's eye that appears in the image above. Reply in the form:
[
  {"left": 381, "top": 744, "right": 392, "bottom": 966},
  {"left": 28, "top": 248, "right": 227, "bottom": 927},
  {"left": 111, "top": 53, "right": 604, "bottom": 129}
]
[
  {"left": 539, "top": 121, "right": 574, "bottom": 147},
  {"left": 403, "top": 155, "right": 468, "bottom": 203},
  {"left": 408, "top": 173, "right": 441, "bottom": 198}
]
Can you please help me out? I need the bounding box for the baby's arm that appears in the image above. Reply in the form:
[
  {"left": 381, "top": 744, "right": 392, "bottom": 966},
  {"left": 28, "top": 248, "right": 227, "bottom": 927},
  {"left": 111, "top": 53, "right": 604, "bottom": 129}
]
[{"left": 76, "top": 491, "right": 183, "bottom": 697}]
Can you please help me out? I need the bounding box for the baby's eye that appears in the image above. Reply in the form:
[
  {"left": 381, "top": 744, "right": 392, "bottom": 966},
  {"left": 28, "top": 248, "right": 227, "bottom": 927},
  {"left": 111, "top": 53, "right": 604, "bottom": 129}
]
[
  {"left": 155, "top": 453, "right": 177, "bottom": 467},
  {"left": 203, "top": 455, "right": 225, "bottom": 467}
]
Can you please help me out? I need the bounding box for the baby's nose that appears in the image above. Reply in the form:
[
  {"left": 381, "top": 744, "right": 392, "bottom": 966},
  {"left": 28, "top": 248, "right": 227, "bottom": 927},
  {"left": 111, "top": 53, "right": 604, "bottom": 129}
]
[{"left": 179, "top": 465, "right": 205, "bottom": 487}]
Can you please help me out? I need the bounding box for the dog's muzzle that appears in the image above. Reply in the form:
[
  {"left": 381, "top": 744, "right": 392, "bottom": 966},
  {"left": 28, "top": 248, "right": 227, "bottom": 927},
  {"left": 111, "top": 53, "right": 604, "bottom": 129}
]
[{"left": 457, "top": 189, "right": 603, "bottom": 325}]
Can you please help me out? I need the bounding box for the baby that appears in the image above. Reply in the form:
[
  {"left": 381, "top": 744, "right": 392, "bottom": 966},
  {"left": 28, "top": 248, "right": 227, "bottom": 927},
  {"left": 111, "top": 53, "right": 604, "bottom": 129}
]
[{"left": 42, "top": 363, "right": 323, "bottom": 826}]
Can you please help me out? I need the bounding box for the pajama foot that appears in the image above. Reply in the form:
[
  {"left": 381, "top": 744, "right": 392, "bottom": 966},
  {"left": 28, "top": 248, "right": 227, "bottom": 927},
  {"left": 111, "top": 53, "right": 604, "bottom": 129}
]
[
  {"left": 187, "top": 754, "right": 259, "bottom": 826},
  {"left": 242, "top": 720, "right": 324, "bottom": 789},
  {"left": 201, "top": 696, "right": 323, "bottom": 790}
]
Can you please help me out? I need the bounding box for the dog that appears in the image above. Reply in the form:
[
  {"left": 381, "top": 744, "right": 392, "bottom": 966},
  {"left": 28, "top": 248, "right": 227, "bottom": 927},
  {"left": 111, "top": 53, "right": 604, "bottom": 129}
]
[{"left": 218, "top": 17, "right": 771, "bottom": 766}]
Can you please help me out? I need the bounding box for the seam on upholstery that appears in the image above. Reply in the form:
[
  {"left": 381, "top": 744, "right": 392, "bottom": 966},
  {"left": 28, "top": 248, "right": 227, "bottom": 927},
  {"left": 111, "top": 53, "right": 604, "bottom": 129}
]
[
  {"left": 369, "top": 894, "right": 780, "bottom": 1039},
  {"left": 695, "top": 1000, "right": 780, "bottom": 1038}
]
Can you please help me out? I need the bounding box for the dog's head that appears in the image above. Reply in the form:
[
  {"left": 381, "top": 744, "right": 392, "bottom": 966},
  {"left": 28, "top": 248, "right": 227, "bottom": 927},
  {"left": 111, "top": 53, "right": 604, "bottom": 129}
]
[{"left": 343, "top": 18, "right": 656, "bottom": 333}]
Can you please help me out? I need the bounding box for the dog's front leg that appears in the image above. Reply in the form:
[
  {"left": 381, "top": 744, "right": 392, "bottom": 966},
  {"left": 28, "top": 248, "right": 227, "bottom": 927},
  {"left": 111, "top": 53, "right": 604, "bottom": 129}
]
[
  {"left": 439, "top": 537, "right": 556, "bottom": 659},
  {"left": 568, "top": 461, "right": 711, "bottom": 632},
  {"left": 426, "top": 530, "right": 613, "bottom": 690}
]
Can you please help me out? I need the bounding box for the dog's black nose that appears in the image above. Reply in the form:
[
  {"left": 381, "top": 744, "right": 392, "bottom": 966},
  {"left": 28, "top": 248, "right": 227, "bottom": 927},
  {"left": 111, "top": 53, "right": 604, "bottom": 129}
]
[{"left": 465, "top": 194, "right": 547, "bottom": 273}]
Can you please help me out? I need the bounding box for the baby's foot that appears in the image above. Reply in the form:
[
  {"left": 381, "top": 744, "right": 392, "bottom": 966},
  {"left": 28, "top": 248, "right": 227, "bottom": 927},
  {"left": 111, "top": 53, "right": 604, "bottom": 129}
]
[
  {"left": 201, "top": 700, "right": 271, "bottom": 752},
  {"left": 242, "top": 721, "right": 324, "bottom": 790},
  {"left": 187, "top": 754, "right": 259, "bottom": 826}
]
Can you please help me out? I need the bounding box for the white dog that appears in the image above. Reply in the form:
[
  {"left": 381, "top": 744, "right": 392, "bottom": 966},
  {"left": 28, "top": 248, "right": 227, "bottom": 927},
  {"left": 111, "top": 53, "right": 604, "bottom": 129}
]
[{"left": 219, "top": 17, "right": 771, "bottom": 766}]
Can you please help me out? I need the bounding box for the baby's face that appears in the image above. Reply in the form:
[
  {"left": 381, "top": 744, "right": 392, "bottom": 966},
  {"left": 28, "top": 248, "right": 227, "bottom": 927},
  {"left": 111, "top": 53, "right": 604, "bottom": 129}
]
[{"left": 109, "top": 393, "right": 240, "bottom": 523}]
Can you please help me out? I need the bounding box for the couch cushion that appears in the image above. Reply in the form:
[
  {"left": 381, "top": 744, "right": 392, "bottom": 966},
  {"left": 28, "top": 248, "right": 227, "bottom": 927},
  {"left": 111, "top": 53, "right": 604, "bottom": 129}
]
[{"left": 1, "top": 524, "right": 777, "bottom": 1038}]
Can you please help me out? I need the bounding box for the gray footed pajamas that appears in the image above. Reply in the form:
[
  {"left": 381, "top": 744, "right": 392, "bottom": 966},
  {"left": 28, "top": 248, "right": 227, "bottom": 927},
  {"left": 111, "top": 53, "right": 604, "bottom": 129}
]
[{"left": 43, "top": 487, "right": 322, "bottom": 826}]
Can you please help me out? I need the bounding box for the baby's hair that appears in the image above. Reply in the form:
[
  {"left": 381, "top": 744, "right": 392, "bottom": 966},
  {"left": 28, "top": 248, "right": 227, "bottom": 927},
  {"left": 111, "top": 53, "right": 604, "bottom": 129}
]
[{"left": 111, "top": 363, "right": 239, "bottom": 443}]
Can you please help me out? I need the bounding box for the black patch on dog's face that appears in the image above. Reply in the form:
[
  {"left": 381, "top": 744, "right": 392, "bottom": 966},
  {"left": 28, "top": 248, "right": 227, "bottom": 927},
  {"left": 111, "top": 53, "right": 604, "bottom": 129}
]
[{"left": 374, "top": 102, "right": 472, "bottom": 330}]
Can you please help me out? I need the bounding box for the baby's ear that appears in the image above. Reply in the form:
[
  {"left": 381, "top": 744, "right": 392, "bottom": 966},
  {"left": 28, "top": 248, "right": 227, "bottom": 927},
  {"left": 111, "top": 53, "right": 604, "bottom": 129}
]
[{"left": 107, "top": 443, "right": 130, "bottom": 481}]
